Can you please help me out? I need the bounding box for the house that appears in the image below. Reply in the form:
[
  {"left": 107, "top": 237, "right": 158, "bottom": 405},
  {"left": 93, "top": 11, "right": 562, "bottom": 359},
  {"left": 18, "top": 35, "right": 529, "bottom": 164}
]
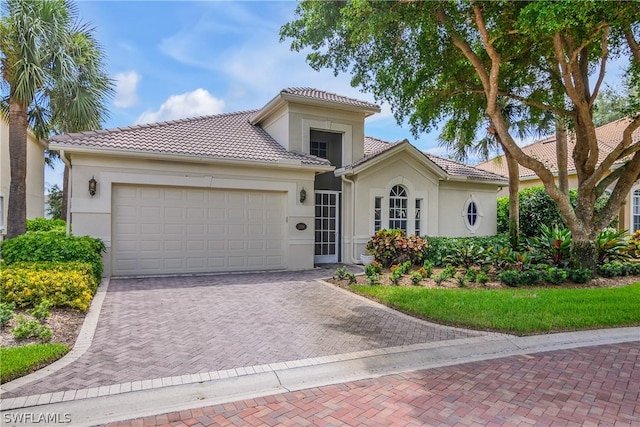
[
  {"left": 0, "top": 119, "right": 46, "bottom": 237},
  {"left": 49, "top": 88, "right": 506, "bottom": 277},
  {"left": 476, "top": 117, "right": 640, "bottom": 231}
]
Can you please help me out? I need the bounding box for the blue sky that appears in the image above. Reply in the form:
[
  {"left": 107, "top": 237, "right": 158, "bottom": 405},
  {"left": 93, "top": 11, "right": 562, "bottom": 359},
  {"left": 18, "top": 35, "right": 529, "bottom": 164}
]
[{"left": 46, "top": 0, "right": 440, "bottom": 188}]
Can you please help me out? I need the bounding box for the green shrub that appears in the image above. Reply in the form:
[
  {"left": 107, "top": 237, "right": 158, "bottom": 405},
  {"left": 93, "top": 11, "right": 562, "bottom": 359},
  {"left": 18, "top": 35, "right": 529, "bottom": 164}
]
[
  {"left": 333, "top": 266, "right": 350, "bottom": 280},
  {"left": 367, "top": 273, "right": 380, "bottom": 285},
  {"left": 441, "top": 265, "right": 457, "bottom": 280},
  {"left": 454, "top": 273, "right": 467, "bottom": 288},
  {"left": 0, "top": 302, "right": 16, "bottom": 328},
  {"left": 365, "top": 261, "right": 382, "bottom": 278},
  {"left": 0, "top": 232, "right": 105, "bottom": 282},
  {"left": 26, "top": 218, "right": 66, "bottom": 232},
  {"left": 498, "top": 270, "right": 521, "bottom": 287},
  {"left": 627, "top": 230, "right": 640, "bottom": 258},
  {"left": 11, "top": 315, "right": 52, "bottom": 341},
  {"left": 526, "top": 224, "right": 571, "bottom": 267},
  {"left": 31, "top": 299, "right": 52, "bottom": 322},
  {"left": 433, "top": 271, "right": 448, "bottom": 286},
  {"left": 598, "top": 262, "right": 624, "bottom": 277},
  {"left": 422, "top": 260, "right": 434, "bottom": 278},
  {"left": 464, "top": 268, "right": 477, "bottom": 283},
  {"left": 445, "top": 242, "right": 488, "bottom": 269},
  {"left": 424, "top": 235, "right": 509, "bottom": 267},
  {"left": 568, "top": 268, "right": 593, "bottom": 284},
  {"left": 410, "top": 271, "right": 423, "bottom": 285},
  {"left": 0, "top": 262, "right": 97, "bottom": 311},
  {"left": 520, "top": 270, "right": 543, "bottom": 286},
  {"left": 596, "top": 228, "right": 630, "bottom": 264},
  {"left": 476, "top": 270, "right": 490, "bottom": 284},
  {"left": 544, "top": 267, "right": 568, "bottom": 285},
  {"left": 366, "top": 230, "right": 427, "bottom": 267}
]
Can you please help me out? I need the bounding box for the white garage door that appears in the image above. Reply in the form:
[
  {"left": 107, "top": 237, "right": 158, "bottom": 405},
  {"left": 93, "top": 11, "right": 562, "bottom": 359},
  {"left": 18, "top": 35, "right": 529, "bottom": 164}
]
[{"left": 112, "top": 185, "right": 285, "bottom": 276}]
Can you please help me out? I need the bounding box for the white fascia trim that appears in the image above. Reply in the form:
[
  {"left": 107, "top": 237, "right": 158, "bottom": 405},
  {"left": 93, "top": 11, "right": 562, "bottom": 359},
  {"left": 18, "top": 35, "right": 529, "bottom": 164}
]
[
  {"left": 281, "top": 93, "right": 381, "bottom": 116},
  {"left": 336, "top": 142, "right": 448, "bottom": 179},
  {"left": 48, "top": 144, "right": 334, "bottom": 173}
]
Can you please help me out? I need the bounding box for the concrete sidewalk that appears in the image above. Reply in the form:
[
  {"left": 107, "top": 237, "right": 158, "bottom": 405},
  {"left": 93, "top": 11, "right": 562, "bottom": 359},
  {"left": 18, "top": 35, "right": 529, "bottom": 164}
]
[{"left": 2, "top": 327, "right": 638, "bottom": 426}]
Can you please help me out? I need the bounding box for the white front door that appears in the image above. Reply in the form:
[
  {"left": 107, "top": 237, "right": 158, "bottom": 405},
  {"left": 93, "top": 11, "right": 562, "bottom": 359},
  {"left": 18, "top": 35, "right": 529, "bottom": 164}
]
[{"left": 314, "top": 191, "right": 339, "bottom": 263}]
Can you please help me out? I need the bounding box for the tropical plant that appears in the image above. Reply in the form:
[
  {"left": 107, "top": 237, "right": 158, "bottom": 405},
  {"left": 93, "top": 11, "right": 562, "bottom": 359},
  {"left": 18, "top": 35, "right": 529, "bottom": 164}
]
[
  {"left": 445, "top": 242, "right": 488, "bottom": 269},
  {"left": 596, "top": 228, "right": 630, "bottom": 264},
  {"left": 527, "top": 224, "right": 572, "bottom": 267},
  {"left": 366, "top": 229, "right": 427, "bottom": 267},
  {"left": 0, "top": 0, "right": 112, "bottom": 238}
]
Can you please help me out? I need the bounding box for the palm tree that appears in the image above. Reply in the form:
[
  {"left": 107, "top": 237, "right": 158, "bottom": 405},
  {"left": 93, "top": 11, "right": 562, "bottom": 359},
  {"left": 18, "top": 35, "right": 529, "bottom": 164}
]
[{"left": 1, "top": 0, "right": 112, "bottom": 238}]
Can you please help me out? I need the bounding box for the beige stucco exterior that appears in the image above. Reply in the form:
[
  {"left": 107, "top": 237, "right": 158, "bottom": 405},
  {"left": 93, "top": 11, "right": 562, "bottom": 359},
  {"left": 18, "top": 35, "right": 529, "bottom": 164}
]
[
  {"left": 0, "top": 119, "right": 46, "bottom": 236},
  {"left": 64, "top": 151, "right": 321, "bottom": 275}
]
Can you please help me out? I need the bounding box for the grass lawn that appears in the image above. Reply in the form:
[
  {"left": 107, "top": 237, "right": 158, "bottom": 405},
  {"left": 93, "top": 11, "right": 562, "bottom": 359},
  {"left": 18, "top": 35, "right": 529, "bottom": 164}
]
[
  {"left": 351, "top": 283, "right": 640, "bottom": 335},
  {"left": 0, "top": 343, "right": 69, "bottom": 384}
]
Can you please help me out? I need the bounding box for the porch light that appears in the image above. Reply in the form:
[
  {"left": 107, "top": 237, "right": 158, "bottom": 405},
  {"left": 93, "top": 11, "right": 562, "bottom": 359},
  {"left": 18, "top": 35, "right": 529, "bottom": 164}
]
[
  {"left": 88, "top": 176, "right": 97, "bottom": 197},
  {"left": 300, "top": 188, "right": 307, "bottom": 203}
]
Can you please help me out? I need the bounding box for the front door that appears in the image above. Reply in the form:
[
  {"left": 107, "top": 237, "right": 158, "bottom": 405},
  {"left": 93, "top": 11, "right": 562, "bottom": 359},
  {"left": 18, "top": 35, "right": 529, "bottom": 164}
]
[{"left": 314, "top": 191, "right": 339, "bottom": 263}]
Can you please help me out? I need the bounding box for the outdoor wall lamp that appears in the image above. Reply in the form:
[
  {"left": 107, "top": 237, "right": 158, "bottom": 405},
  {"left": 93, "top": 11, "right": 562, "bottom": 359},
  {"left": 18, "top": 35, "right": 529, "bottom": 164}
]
[
  {"left": 88, "top": 176, "right": 97, "bottom": 197},
  {"left": 300, "top": 188, "right": 307, "bottom": 203}
]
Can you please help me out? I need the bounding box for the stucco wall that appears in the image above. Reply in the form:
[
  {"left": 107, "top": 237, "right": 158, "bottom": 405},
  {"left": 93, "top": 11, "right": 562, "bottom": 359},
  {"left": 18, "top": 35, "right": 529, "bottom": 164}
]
[
  {"left": 342, "top": 153, "right": 441, "bottom": 260},
  {"left": 0, "top": 120, "right": 45, "bottom": 235},
  {"left": 438, "top": 181, "right": 500, "bottom": 237},
  {"left": 68, "top": 153, "right": 317, "bottom": 276}
]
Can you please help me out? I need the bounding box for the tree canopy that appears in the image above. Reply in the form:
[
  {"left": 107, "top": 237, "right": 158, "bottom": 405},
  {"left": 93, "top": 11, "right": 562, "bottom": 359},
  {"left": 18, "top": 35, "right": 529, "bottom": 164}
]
[
  {"left": 282, "top": 0, "right": 640, "bottom": 268},
  {"left": 1, "top": 0, "right": 112, "bottom": 238}
]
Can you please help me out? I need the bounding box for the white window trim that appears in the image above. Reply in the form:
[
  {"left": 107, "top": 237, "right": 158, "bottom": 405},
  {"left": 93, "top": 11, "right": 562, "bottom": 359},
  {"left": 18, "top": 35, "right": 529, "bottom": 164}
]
[
  {"left": 631, "top": 186, "right": 640, "bottom": 233},
  {"left": 463, "top": 195, "right": 483, "bottom": 232}
]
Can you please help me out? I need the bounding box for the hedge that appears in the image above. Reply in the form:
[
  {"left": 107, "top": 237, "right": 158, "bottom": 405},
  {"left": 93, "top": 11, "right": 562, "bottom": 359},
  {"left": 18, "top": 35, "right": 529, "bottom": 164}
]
[
  {"left": 0, "top": 262, "right": 97, "bottom": 311},
  {"left": 423, "top": 234, "right": 509, "bottom": 267}
]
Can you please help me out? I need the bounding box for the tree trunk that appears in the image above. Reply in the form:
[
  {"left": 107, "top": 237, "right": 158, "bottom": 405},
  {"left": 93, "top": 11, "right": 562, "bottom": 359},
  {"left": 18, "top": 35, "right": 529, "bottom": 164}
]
[
  {"left": 556, "top": 121, "right": 569, "bottom": 195},
  {"left": 61, "top": 164, "right": 69, "bottom": 221},
  {"left": 502, "top": 143, "right": 520, "bottom": 248},
  {"left": 6, "top": 99, "right": 28, "bottom": 239},
  {"left": 570, "top": 230, "right": 598, "bottom": 271}
]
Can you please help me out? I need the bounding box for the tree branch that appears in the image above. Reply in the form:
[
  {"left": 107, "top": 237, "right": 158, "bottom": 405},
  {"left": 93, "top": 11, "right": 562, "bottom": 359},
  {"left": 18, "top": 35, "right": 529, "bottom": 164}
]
[
  {"left": 589, "top": 116, "right": 640, "bottom": 184},
  {"left": 624, "top": 23, "right": 640, "bottom": 65},
  {"left": 590, "top": 27, "right": 609, "bottom": 108}
]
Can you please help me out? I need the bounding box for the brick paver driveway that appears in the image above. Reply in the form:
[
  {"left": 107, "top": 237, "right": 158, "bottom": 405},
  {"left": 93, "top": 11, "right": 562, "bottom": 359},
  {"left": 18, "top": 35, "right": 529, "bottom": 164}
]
[
  {"left": 109, "top": 342, "right": 640, "bottom": 426},
  {"left": 4, "top": 268, "right": 487, "bottom": 398}
]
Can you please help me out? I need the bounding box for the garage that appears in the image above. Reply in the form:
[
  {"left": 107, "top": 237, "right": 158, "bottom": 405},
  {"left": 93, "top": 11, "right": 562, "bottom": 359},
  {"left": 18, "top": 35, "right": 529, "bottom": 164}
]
[{"left": 111, "top": 185, "right": 286, "bottom": 276}]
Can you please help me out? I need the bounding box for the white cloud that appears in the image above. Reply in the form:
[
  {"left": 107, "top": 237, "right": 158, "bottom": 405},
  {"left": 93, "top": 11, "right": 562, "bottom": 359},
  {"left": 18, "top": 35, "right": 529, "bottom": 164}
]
[
  {"left": 113, "top": 71, "right": 142, "bottom": 108},
  {"left": 136, "top": 89, "right": 225, "bottom": 124}
]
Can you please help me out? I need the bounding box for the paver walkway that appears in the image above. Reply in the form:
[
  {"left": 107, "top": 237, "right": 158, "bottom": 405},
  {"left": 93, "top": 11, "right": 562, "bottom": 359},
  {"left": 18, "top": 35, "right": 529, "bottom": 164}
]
[
  {"left": 106, "top": 342, "right": 640, "bottom": 426},
  {"left": 3, "top": 268, "right": 486, "bottom": 399}
]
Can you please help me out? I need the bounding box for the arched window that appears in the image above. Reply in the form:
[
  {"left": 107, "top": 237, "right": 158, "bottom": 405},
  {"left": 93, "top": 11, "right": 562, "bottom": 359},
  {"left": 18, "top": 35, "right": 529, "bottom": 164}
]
[{"left": 389, "top": 185, "right": 408, "bottom": 232}]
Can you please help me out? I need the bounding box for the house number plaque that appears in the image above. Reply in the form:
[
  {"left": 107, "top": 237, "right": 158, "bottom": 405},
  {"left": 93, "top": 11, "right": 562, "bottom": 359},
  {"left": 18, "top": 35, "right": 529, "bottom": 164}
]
[{"left": 295, "top": 222, "right": 307, "bottom": 231}]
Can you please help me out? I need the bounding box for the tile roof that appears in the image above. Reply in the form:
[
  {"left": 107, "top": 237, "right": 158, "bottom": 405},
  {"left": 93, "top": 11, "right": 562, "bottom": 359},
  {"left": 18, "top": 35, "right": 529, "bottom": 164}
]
[
  {"left": 475, "top": 117, "right": 640, "bottom": 178},
  {"left": 282, "top": 87, "right": 380, "bottom": 111},
  {"left": 50, "top": 110, "right": 330, "bottom": 166},
  {"left": 362, "top": 137, "right": 507, "bottom": 182}
]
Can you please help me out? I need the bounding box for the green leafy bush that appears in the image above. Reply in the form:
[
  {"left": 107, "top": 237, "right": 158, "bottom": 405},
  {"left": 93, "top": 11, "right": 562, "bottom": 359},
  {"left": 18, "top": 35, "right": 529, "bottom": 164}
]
[
  {"left": 0, "top": 302, "right": 16, "bottom": 328},
  {"left": 544, "top": 267, "right": 568, "bottom": 285},
  {"left": 519, "top": 270, "right": 543, "bottom": 286},
  {"left": 568, "top": 268, "right": 593, "bottom": 284},
  {"left": 627, "top": 230, "right": 640, "bottom": 258},
  {"left": 476, "top": 270, "right": 490, "bottom": 284},
  {"left": 366, "top": 273, "right": 380, "bottom": 285},
  {"left": 497, "top": 187, "right": 614, "bottom": 237},
  {"left": 526, "top": 224, "right": 571, "bottom": 267},
  {"left": 445, "top": 242, "right": 488, "bottom": 269},
  {"left": 422, "top": 260, "right": 434, "bottom": 278},
  {"left": 598, "top": 262, "right": 625, "bottom": 277},
  {"left": 366, "top": 229, "right": 427, "bottom": 267},
  {"left": 26, "top": 218, "right": 66, "bottom": 232},
  {"left": 454, "top": 273, "right": 466, "bottom": 288},
  {"left": 424, "top": 235, "right": 509, "bottom": 267},
  {"left": 0, "top": 262, "right": 97, "bottom": 310},
  {"left": 0, "top": 232, "right": 105, "bottom": 282},
  {"left": 464, "top": 268, "right": 477, "bottom": 283},
  {"left": 11, "top": 315, "right": 52, "bottom": 341},
  {"left": 31, "top": 299, "right": 52, "bottom": 322},
  {"left": 498, "top": 270, "right": 521, "bottom": 287},
  {"left": 410, "top": 271, "right": 423, "bottom": 285},
  {"left": 596, "top": 228, "right": 629, "bottom": 264},
  {"left": 365, "top": 261, "right": 382, "bottom": 278}
]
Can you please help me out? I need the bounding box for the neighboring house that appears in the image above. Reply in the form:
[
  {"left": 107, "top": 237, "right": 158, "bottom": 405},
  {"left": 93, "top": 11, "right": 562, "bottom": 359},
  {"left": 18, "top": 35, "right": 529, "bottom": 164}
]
[
  {"left": 49, "top": 88, "right": 506, "bottom": 277},
  {"left": 0, "top": 119, "right": 46, "bottom": 238},
  {"left": 476, "top": 117, "right": 640, "bottom": 232}
]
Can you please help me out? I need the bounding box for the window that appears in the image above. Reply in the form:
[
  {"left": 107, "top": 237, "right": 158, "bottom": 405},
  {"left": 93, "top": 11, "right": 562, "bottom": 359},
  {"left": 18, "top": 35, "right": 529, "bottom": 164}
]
[
  {"left": 389, "top": 185, "right": 407, "bottom": 232},
  {"left": 310, "top": 140, "right": 327, "bottom": 158},
  {"left": 415, "top": 199, "right": 422, "bottom": 236},
  {"left": 466, "top": 201, "right": 478, "bottom": 226},
  {"left": 374, "top": 197, "right": 382, "bottom": 232},
  {"left": 633, "top": 189, "right": 640, "bottom": 232}
]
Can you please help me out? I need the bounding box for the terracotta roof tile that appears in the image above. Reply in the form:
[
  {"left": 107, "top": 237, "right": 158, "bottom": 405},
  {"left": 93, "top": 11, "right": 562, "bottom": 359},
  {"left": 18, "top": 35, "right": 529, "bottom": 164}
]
[
  {"left": 282, "top": 87, "right": 380, "bottom": 111},
  {"left": 50, "top": 110, "right": 330, "bottom": 166},
  {"left": 362, "top": 136, "right": 507, "bottom": 182},
  {"left": 476, "top": 117, "right": 640, "bottom": 178}
]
